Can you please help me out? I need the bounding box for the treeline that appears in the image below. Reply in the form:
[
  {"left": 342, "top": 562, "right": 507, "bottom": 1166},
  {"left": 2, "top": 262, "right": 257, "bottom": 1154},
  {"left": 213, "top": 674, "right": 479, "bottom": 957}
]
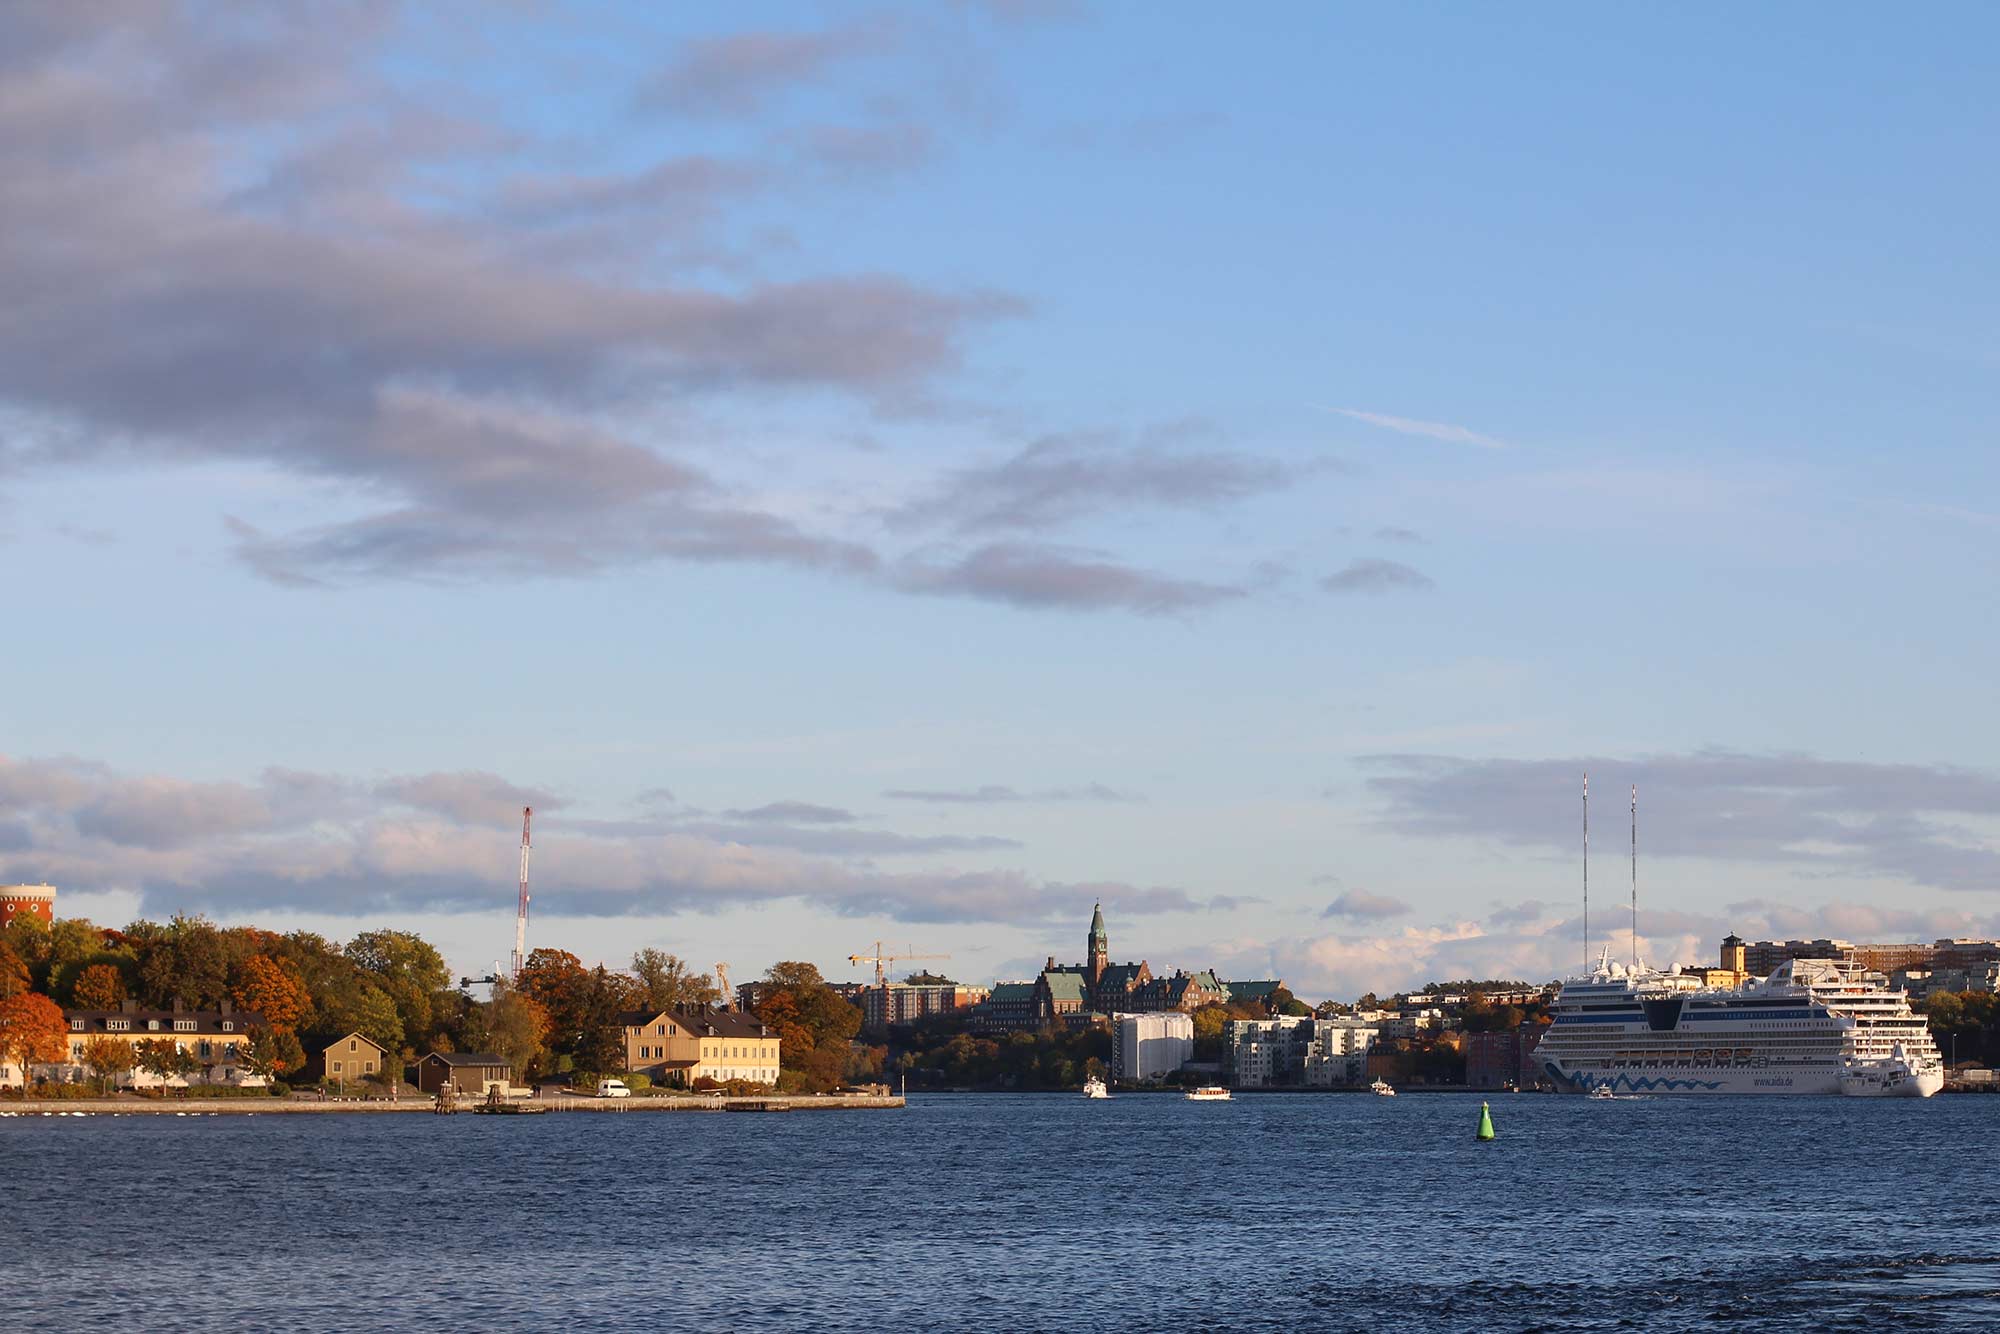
[
  {"left": 0, "top": 914, "right": 868, "bottom": 1094},
  {"left": 1917, "top": 991, "right": 2000, "bottom": 1067}
]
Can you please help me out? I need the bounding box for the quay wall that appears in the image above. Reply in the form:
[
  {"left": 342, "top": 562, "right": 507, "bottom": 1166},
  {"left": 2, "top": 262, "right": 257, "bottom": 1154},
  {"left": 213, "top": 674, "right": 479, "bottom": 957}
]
[{"left": 0, "top": 1094, "right": 904, "bottom": 1116}]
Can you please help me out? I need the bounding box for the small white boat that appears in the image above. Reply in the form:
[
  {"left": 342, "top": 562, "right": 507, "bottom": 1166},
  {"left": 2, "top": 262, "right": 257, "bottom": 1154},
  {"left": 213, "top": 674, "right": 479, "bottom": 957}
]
[
  {"left": 1082, "top": 1076, "right": 1110, "bottom": 1099},
  {"left": 1184, "top": 1085, "right": 1232, "bottom": 1101},
  {"left": 1369, "top": 1078, "right": 1396, "bottom": 1097},
  {"left": 1840, "top": 1044, "right": 1942, "bottom": 1098},
  {"left": 1589, "top": 1085, "right": 1616, "bottom": 1100}
]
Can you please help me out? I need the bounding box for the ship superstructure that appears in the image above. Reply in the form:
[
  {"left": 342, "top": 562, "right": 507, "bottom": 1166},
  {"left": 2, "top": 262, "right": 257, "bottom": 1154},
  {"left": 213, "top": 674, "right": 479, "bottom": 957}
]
[{"left": 1532, "top": 955, "right": 1942, "bottom": 1096}]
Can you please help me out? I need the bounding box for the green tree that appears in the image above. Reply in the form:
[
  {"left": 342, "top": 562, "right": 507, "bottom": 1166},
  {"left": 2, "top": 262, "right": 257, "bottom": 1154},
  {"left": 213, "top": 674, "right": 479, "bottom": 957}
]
[
  {"left": 242, "top": 1026, "right": 305, "bottom": 1082},
  {"left": 631, "top": 949, "right": 719, "bottom": 1012},
  {"left": 133, "top": 1037, "right": 200, "bottom": 1091},
  {"left": 345, "top": 930, "right": 451, "bottom": 1048},
  {"left": 484, "top": 983, "right": 552, "bottom": 1083},
  {"left": 319, "top": 982, "right": 404, "bottom": 1054},
  {"left": 0, "top": 992, "right": 69, "bottom": 1087},
  {"left": 131, "top": 916, "right": 233, "bottom": 1009}
]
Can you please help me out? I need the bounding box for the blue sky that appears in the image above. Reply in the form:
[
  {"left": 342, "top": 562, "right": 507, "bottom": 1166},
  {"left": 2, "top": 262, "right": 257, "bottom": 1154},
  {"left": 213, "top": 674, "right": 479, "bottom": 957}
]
[{"left": 5, "top": 2, "right": 1998, "bottom": 998}]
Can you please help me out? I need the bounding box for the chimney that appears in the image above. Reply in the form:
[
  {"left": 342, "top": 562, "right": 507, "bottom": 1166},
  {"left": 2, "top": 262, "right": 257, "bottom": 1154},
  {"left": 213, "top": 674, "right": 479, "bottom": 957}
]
[
  {"left": 219, "top": 999, "right": 233, "bottom": 1017},
  {"left": 121, "top": 998, "right": 139, "bottom": 1014},
  {"left": 1046, "top": 956, "right": 1056, "bottom": 971},
  {"left": 172, "top": 996, "right": 186, "bottom": 1014}
]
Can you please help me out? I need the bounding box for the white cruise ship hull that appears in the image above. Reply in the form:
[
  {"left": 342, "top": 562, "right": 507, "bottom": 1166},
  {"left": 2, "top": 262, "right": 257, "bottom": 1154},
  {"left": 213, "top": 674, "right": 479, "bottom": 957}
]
[{"left": 1542, "top": 1060, "right": 1844, "bottom": 1096}]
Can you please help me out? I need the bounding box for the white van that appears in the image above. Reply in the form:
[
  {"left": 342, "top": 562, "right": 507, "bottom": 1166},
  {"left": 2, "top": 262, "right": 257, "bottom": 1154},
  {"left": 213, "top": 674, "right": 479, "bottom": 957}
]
[{"left": 597, "top": 1078, "right": 632, "bottom": 1099}]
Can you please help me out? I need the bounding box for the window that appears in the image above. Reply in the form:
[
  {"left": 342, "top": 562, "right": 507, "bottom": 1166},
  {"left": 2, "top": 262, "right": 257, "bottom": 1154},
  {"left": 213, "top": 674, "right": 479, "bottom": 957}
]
[
  {"left": 146, "top": 1020, "right": 161, "bottom": 1031},
  {"left": 108, "top": 1019, "right": 129, "bottom": 1032},
  {"left": 69, "top": 1019, "right": 83, "bottom": 1031},
  {"left": 221, "top": 1021, "right": 234, "bottom": 1032},
  {"left": 363, "top": 1060, "right": 375, "bottom": 1072},
  {"left": 333, "top": 1061, "right": 344, "bottom": 1074},
  {"left": 349, "top": 1039, "right": 358, "bottom": 1052},
  {"left": 175, "top": 1020, "right": 195, "bottom": 1033}
]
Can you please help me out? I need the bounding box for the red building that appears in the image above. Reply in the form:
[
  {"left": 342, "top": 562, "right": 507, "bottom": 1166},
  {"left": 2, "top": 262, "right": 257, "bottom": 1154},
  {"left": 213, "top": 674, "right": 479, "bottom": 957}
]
[{"left": 2, "top": 884, "right": 56, "bottom": 927}]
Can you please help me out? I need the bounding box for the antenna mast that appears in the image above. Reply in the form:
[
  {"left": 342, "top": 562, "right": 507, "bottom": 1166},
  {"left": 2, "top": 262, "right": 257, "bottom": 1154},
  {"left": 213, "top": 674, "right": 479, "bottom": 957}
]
[
  {"left": 1630, "top": 784, "right": 1638, "bottom": 970},
  {"left": 511, "top": 806, "right": 532, "bottom": 978},
  {"left": 1582, "top": 773, "right": 1590, "bottom": 973}
]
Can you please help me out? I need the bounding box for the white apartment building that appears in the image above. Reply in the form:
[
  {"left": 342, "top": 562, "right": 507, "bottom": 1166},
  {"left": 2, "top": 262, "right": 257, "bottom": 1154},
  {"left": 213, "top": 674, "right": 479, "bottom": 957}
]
[
  {"left": 1113, "top": 1011, "right": 1193, "bottom": 1083},
  {"left": 1228, "top": 1018, "right": 1381, "bottom": 1088}
]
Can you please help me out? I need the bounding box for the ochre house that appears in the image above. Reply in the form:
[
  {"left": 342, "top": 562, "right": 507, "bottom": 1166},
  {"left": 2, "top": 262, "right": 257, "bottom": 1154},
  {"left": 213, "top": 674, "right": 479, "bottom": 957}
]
[
  {"left": 58, "top": 1000, "right": 267, "bottom": 1088},
  {"left": 301, "top": 1032, "right": 391, "bottom": 1087},
  {"left": 415, "top": 1051, "right": 512, "bottom": 1096},
  {"left": 621, "top": 1007, "right": 781, "bottom": 1087}
]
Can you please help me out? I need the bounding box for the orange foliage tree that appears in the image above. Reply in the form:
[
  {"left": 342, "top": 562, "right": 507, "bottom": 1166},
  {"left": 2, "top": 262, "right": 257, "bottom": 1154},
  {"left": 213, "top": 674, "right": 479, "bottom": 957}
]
[
  {"left": 231, "top": 955, "right": 313, "bottom": 1032},
  {"left": 0, "top": 991, "right": 69, "bottom": 1088},
  {"left": 0, "top": 942, "right": 30, "bottom": 1000},
  {"left": 70, "top": 963, "right": 129, "bottom": 1010}
]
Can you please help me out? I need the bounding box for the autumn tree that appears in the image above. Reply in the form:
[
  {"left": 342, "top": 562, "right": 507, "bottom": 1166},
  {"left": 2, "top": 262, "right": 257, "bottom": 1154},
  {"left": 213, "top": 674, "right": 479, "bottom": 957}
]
[
  {"left": 631, "top": 949, "right": 720, "bottom": 1012},
  {"left": 242, "top": 1026, "right": 305, "bottom": 1082},
  {"left": 69, "top": 962, "right": 129, "bottom": 1010},
  {"left": 753, "top": 962, "right": 862, "bottom": 1093},
  {"left": 80, "top": 1036, "right": 136, "bottom": 1094},
  {"left": 0, "top": 991, "right": 68, "bottom": 1088},
  {"left": 131, "top": 916, "right": 233, "bottom": 1009},
  {"left": 484, "top": 983, "right": 552, "bottom": 1084},
  {"left": 133, "top": 1037, "right": 200, "bottom": 1091},
  {"left": 231, "top": 955, "right": 314, "bottom": 1032},
  {"left": 0, "top": 941, "right": 29, "bottom": 1001}
]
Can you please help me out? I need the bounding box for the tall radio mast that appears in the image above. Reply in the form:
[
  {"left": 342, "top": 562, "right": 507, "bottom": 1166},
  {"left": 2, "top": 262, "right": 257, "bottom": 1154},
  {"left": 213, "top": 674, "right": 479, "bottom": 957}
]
[
  {"left": 1581, "top": 774, "right": 1590, "bottom": 974},
  {"left": 1630, "top": 784, "right": 1639, "bottom": 970},
  {"left": 511, "top": 806, "right": 532, "bottom": 978}
]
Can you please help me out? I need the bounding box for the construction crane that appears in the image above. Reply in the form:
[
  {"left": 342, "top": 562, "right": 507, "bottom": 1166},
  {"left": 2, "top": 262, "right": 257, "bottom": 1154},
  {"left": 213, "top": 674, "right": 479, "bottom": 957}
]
[
  {"left": 847, "top": 942, "right": 950, "bottom": 992},
  {"left": 714, "top": 962, "right": 734, "bottom": 1011},
  {"left": 510, "top": 807, "right": 532, "bottom": 978}
]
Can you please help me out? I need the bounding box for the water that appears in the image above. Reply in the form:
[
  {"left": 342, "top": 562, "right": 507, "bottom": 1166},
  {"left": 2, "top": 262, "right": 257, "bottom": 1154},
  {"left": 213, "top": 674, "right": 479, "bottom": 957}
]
[{"left": 3, "top": 1093, "right": 1995, "bottom": 1331}]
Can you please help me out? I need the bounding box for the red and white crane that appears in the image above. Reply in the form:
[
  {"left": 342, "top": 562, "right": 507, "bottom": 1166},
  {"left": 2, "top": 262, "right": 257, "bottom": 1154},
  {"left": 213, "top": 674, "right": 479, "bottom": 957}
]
[{"left": 511, "top": 806, "right": 532, "bottom": 978}]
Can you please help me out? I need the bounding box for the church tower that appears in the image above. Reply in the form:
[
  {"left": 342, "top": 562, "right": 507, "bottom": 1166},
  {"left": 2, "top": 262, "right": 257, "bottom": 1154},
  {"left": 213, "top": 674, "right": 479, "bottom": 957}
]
[{"left": 1087, "top": 902, "right": 1109, "bottom": 987}]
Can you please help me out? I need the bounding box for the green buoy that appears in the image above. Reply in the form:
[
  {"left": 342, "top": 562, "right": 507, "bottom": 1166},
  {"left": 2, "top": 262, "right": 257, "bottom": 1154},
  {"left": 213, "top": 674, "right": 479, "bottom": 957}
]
[{"left": 1476, "top": 1100, "right": 1496, "bottom": 1141}]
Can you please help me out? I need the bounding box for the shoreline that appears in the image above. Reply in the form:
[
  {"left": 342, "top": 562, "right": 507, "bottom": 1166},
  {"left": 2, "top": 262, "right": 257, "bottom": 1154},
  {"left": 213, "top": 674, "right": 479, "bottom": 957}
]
[{"left": 0, "top": 1094, "right": 904, "bottom": 1116}]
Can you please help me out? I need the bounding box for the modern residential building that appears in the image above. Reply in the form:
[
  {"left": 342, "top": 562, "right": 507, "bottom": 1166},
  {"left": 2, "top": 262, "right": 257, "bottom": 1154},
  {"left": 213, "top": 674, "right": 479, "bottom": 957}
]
[
  {"left": 1728, "top": 935, "right": 1999, "bottom": 980},
  {"left": 1891, "top": 963, "right": 2000, "bottom": 999},
  {"left": 1228, "top": 1017, "right": 1381, "bottom": 1088},
  {"left": 52, "top": 1000, "right": 266, "bottom": 1088},
  {"left": 1112, "top": 1012, "right": 1193, "bottom": 1083},
  {"left": 1, "top": 883, "right": 56, "bottom": 926},
  {"left": 619, "top": 1007, "right": 781, "bottom": 1087},
  {"left": 415, "top": 1051, "right": 511, "bottom": 1096},
  {"left": 859, "top": 980, "right": 988, "bottom": 1034},
  {"left": 301, "top": 1032, "right": 390, "bottom": 1087}
]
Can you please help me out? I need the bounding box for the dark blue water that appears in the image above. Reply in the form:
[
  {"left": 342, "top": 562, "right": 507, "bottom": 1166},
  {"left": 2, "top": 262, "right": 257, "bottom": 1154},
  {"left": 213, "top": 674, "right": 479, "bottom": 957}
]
[{"left": 3, "top": 1093, "right": 1996, "bottom": 1331}]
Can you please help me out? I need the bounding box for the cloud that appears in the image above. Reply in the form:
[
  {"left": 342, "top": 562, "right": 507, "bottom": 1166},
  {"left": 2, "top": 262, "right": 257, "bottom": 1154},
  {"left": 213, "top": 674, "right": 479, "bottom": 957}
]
[
  {"left": 1365, "top": 750, "right": 2000, "bottom": 895},
  {"left": 882, "top": 783, "right": 1141, "bottom": 804},
  {"left": 1323, "top": 407, "right": 1504, "bottom": 449},
  {"left": 0, "top": 754, "right": 1214, "bottom": 927},
  {"left": 721, "top": 801, "right": 857, "bottom": 824},
  {"left": 1320, "top": 558, "right": 1435, "bottom": 594},
  {"left": 639, "top": 22, "right": 896, "bottom": 118},
  {"left": 1322, "top": 890, "right": 1411, "bottom": 921},
  {"left": 1373, "top": 526, "right": 1423, "bottom": 543},
  {"left": 900, "top": 542, "right": 1244, "bottom": 614},
  {"left": 896, "top": 424, "right": 1297, "bottom": 533}
]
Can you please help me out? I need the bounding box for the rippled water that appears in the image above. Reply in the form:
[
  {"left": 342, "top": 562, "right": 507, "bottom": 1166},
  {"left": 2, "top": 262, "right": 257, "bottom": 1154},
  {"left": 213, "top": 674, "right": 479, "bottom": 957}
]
[{"left": 3, "top": 1093, "right": 1995, "bottom": 1331}]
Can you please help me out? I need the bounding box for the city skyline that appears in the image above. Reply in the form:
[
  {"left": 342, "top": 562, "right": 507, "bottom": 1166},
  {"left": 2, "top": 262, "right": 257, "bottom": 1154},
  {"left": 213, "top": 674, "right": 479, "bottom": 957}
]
[{"left": 7, "top": 4, "right": 2000, "bottom": 998}]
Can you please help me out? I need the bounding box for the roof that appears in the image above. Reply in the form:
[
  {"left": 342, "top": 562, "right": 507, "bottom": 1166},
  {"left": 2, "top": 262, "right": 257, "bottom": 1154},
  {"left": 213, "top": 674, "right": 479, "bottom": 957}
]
[
  {"left": 1225, "top": 980, "right": 1283, "bottom": 1002},
  {"left": 314, "top": 1031, "right": 388, "bottom": 1054},
  {"left": 985, "top": 982, "right": 1037, "bottom": 1003},
  {"left": 421, "top": 1051, "right": 508, "bottom": 1068},
  {"left": 65, "top": 1008, "right": 265, "bottom": 1037},
  {"left": 619, "top": 1006, "right": 773, "bottom": 1038},
  {"left": 1098, "top": 964, "right": 1147, "bottom": 990},
  {"left": 1041, "top": 972, "right": 1089, "bottom": 1003}
]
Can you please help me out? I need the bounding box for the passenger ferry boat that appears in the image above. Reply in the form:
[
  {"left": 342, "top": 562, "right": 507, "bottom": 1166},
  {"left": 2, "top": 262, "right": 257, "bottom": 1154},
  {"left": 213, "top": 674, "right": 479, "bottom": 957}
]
[
  {"left": 1184, "top": 1085, "right": 1232, "bottom": 1101},
  {"left": 1534, "top": 955, "right": 1943, "bottom": 1097}
]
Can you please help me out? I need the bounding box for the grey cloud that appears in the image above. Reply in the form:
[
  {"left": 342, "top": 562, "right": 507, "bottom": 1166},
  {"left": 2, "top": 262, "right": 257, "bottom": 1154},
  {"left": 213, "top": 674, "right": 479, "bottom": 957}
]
[
  {"left": 1320, "top": 558, "right": 1435, "bottom": 594},
  {"left": 1486, "top": 899, "right": 1548, "bottom": 927},
  {"left": 722, "top": 801, "right": 857, "bottom": 825},
  {"left": 376, "top": 772, "right": 567, "bottom": 826},
  {"left": 1373, "top": 526, "right": 1423, "bottom": 543},
  {"left": 882, "top": 783, "right": 1141, "bottom": 804},
  {"left": 1365, "top": 750, "right": 2000, "bottom": 895},
  {"left": 1322, "top": 890, "right": 1411, "bottom": 921},
  {"left": 897, "top": 424, "right": 1296, "bottom": 533},
  {"left": 900, "top": 542, "right": 1243, "bottom": 614},
  {"left": 640, "top": 21, "right": 896, "bottom": 117},
  {"left": 786, "top": 123, "right": 935, "bottom": 178}
]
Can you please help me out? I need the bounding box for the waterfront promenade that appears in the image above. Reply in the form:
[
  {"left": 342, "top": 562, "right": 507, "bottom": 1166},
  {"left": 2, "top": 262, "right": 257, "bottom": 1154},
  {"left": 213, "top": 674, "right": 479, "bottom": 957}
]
[{"left": 0, "top": 1093, "right": 903, "bottom": 1115}]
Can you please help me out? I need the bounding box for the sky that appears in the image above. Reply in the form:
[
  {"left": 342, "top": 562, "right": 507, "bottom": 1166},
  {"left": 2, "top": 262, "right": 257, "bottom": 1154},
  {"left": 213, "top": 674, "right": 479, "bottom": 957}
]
[{"left": 5, "top": 1, "right": 2000, "bottom": 1001}]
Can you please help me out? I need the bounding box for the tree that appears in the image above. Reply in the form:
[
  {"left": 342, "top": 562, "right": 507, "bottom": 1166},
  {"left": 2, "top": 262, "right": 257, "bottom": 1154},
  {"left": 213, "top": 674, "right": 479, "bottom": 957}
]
[
  {"left": 484, "top": 984, "right": 552, "bottom": 1084},
  {"left": 631, "top": 949, "right": 719, "bottom": 1012},
  {"left": 231, "top": 955, "right": 314, "bottom": 1032},
  {"left": 572, "top": 967, "right": 643, "bottom": 1074},
  {"left": 753, "top": 962, "right": 863, "bottom": 1093},
  {"left": 242, "top": 1026, "right": 305, "bottom": 1082},
  {"left": 133, "top": 1037, "right": 201, "bottom": 1091},
  {"left": 0, "top": 991, "right": 68, "bottom": 1088},
  {"left": 132, "top": 916, "right": 233, "bottom": 1009},
  {"left": 69, "top": 962, "right": 128, "bottom": 1010},
  {"left": 79, "top": 1036, "right": 136, "bottom": 1094},
  {"left": 345, "top": 930, "right": 451, "bottom": 1048},
  {"left": 0, "top": 941, "right": 29, "bottom": 1001},
  {"left": 318, "top": 982, "right": 404, "bottom": 1054},
  {"left": 1267, "top": 985, "right": 1312, "bottom": 1017}
]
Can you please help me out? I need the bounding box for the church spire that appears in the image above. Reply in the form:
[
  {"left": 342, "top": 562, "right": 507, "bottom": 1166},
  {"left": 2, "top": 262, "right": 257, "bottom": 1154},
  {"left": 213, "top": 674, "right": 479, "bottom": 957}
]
[{"left": 1087, "top": 902, "right": 1108, "bottom": 986}]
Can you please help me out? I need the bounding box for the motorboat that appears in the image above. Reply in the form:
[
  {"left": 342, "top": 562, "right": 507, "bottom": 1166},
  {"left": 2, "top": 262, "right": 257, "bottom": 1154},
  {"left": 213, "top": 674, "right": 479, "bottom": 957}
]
[
  {"left": 1184, "top": 1085, "right": 1232, "bottom": 1101},
  {"left": 1082, "top": 1076, "right": 1110, "bottom": 1099},
  {"left": 1369, "top": 1078, "right": 1396, "bottom": 1097}
]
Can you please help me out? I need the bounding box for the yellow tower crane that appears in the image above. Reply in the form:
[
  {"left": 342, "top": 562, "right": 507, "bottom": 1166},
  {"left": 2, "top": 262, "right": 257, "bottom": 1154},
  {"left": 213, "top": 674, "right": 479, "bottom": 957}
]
[{"left": 848, "top": 942, "right": 951, "bottom": 1030}]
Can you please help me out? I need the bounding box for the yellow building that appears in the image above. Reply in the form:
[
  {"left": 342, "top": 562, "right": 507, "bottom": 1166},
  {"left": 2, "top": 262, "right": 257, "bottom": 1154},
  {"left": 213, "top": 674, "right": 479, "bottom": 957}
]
[
  {"left": 60, "top": 1001, "right": 268, "bottom": 1087},
  {"left": 620, "top": 1007, "right": 781, "bottom": 1087}
]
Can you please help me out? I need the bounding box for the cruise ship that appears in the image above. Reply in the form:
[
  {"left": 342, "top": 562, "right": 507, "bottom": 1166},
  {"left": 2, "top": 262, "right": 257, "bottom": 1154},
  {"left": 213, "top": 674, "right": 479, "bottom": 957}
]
[{"left": 1532, "top": 954, "right": 1943, "bottom": 1097}]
